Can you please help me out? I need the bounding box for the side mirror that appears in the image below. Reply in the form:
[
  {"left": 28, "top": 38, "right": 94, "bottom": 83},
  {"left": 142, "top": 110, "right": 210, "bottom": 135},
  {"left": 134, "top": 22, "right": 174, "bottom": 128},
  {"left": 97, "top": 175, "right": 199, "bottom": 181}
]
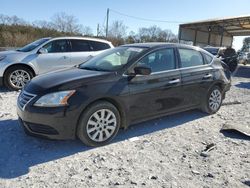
[
  {"left": 134, "top": 66, "right": 151, "bottom": 75},
  {"left": 38, "top": 48, "right": 48, "bottom": 54}
]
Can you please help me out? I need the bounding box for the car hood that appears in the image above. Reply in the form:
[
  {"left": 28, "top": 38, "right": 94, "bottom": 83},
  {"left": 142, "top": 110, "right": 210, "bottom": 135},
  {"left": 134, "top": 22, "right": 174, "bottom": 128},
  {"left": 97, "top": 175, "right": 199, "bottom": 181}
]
[
  {"left": 0, "top": 50, "right": 29, "bottom": 63},
  {"left": 24, "top": 67, "right": 114, "bottom": 94},
  {"left": 0, "top": 50, "right": 25, "bottom": 56}
]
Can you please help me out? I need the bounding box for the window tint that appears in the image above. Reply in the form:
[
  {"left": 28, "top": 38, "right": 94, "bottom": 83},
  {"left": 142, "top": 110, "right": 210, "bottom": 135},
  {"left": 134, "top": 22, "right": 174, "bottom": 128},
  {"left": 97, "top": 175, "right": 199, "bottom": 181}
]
[
  {"left": 179, "top": 49, "right": 204, "bottom": 68},
  {"left": 89, "top": 41, "right": 111, "bottom": 51},
  {"left": 203, "top": 53, "right": 213, "bottom": 64},
  {"left": 42, "top": 40, "right": 69, "bottom": 53},
  {"left": 71, "top": 40, "right": 90, "bottom": 52},
  {"left": 137, "top": 48, "right": 176, "bottom": 73}
]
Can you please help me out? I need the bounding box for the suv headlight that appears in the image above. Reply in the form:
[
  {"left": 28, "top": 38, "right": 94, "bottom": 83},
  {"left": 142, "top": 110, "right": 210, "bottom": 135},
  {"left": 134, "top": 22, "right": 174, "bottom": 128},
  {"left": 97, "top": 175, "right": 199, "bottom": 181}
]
[
  {"left": 34, "top": 90, "right": 76, "bottom": 107},
  {"left": 0, "top": 55, "right": 6, "bottom": 61}
]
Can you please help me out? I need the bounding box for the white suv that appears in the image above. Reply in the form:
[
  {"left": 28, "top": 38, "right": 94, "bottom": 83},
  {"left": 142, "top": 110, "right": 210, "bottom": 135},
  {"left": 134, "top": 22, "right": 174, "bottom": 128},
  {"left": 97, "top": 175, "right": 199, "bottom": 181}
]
[{"left": 0, "top": 37, "right": 113, "bottom": 90}]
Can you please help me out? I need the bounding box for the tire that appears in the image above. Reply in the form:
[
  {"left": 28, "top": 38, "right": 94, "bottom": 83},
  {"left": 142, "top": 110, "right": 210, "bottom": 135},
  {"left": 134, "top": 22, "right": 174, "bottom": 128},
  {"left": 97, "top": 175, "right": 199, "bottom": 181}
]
[
  {"left": 77, "top": 101, "right": 121, "bottom": 147},
  {"left": 4, "top": 66, "right": 34, "bottom": 91},
  {"left": 202, "top": 86, "right": 223, "bottom": 114}
]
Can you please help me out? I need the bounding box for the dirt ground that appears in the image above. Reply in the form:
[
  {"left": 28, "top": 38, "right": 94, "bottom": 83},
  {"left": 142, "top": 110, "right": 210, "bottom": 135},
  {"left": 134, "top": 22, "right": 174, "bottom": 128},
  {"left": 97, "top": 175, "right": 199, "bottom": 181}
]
[{"left": 0, "top": 65, "right": 249, "bottom": 188}]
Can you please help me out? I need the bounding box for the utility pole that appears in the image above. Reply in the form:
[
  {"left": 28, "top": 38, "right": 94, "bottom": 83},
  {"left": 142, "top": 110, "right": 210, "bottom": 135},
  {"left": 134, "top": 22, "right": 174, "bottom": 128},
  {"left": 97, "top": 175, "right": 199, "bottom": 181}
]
[
  {"left": 97, "top": 24, "right": 100, "bottom": 37},
  {"left": 106, "top": 8, "right": 109, "bottom": 38}
]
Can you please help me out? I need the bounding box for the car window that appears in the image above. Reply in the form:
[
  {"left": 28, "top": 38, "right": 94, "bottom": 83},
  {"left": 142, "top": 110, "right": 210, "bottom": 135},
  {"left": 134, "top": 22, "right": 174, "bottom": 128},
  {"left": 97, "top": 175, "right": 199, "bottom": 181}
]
[
  {"left": 136, "top": 48, "right": 176, "bottom": 73},
  {"left": 42, "top": 40, "right": 69, "bottom": 53},
  {"left": 89, "top": 41, "right": 111, "bottom": 51},
  {"left": 71, "top": 40, "right": 90, "bottom": 52},
  {"left": 203, "top": 53, "right": 213, "bottom": 64},
  {"left": 179, "top": 49, "right": 204, "bottom": 68}
]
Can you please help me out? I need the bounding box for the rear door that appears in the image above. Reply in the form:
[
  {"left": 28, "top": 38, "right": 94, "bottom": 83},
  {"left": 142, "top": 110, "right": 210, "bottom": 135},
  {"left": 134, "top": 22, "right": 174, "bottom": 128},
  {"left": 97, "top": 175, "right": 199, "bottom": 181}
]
[
  {"left": 127, "top": 48, "right": 184, "bottom": 122},
  {"left": 178, "top": 48, "right": 214, "bottom": 107},
  {"left": 35, "top": 39, "right": 71, "bottom": 74},
  {"left": 69, "top": 39, "right": 94, "bottom": 66}
]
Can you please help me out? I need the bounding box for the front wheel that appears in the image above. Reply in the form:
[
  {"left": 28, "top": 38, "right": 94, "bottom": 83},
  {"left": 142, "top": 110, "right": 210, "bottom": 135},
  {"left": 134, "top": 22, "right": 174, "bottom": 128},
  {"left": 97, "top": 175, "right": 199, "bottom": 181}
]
[
  {"left": 202, "top": 86, "right": 223, "bottom": 114},
  {"left": 77, "top": 101, "right": 121, "bottom": 147},
  {"left": 4, "top": 66, "right": 34, "bottom": 90}
]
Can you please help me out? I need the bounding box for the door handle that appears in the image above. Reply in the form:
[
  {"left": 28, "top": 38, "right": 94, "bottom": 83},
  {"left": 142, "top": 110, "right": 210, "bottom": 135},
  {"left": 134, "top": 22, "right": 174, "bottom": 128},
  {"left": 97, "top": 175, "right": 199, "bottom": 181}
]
[
  {"left": 168, "top": 78, "right": 180, "bottom": 84},
  {"left": 203, "top": 74, "right": 213, "bottom": 79},
  {"left": 63, "top": 56, "right": 69, "bottom": 59}
]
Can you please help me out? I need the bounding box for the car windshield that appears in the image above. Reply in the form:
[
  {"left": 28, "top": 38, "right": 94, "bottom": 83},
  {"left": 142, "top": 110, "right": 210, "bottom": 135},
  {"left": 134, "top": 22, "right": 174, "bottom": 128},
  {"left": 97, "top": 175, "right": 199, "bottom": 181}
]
[
  {"left": 17, "top": 38, "right": 50, "bottom": 52},
  {"left": 79, "top": 46, "right": 147, "bottom": 71}
]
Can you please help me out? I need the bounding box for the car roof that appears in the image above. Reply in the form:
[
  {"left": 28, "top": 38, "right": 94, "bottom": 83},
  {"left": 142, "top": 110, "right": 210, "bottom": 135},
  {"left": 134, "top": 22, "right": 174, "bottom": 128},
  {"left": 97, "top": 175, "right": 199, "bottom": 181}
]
[
  {"left": 49, "top": 36, "right": 112, "bottom": 44},
  {"left": 122, "top": 42, "right": 208, "bottom": 51}
]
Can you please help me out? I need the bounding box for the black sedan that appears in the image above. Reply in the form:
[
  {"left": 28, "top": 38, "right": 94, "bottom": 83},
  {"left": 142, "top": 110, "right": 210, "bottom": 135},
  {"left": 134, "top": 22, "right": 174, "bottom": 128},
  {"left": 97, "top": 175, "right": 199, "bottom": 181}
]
[{"left": 17, "top": 43, "right": 231, "bottom": 146}]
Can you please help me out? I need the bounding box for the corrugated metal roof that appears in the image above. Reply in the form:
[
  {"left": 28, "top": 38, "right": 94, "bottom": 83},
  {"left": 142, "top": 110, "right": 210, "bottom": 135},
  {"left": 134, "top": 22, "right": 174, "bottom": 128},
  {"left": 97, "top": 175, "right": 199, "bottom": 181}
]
[{"left": 180, "top": 15, "right": 250, "bottom": 36}]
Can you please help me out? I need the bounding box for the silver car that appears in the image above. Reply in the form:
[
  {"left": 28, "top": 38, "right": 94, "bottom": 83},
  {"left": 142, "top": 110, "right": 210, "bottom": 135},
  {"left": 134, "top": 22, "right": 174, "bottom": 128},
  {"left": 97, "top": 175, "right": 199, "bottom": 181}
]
[{"left": 0, "top": 37, "right": 113, "bottom": 90}]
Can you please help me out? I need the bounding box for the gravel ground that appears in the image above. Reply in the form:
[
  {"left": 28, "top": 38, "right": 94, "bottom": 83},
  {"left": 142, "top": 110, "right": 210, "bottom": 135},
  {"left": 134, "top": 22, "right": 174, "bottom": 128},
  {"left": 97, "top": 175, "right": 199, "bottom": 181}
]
[{"left": 0, "top": 65, "right": 249, "bottom": 188}]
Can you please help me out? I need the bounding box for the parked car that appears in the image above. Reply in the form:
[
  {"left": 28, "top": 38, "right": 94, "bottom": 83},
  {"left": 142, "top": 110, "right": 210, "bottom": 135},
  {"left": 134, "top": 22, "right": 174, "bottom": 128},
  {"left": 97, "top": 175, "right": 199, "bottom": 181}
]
[
  {"left": 203, "top": 46, "right": 238, "bottom": 72},
  {"left": 238, "top": 51, "right": 250, "bottom": 65},
  {"left": 17, "top": 43, "right": 231, "bottom": 146},
  {"left": 0, "top": 37, "right": 113, "bottom": 90}
]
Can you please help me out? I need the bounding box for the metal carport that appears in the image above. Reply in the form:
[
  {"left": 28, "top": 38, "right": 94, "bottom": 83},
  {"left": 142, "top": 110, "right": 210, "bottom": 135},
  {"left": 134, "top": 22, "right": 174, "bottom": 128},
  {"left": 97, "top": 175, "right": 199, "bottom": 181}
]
[{"left": 178, "top": 15, "right": 250, "bottom": 47}]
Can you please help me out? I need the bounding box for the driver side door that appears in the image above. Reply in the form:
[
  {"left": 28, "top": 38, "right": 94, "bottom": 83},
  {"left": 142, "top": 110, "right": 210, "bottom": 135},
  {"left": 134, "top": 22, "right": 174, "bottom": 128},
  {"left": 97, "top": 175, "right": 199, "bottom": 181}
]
[
  {"left": 127, "top": 48, "right": 183, "bottom": 123},
  {"left": 35, "top": 39, "right": 72, "bottom": 75}
]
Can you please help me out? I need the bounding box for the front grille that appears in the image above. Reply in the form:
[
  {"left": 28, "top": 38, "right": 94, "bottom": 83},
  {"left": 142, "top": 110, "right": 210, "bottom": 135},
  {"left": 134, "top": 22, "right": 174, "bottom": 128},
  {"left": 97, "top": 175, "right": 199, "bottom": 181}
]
[
  {"left": 24, "top": 122, "right": 59, "bottom": 135},
  {"left": 18, "top": 91, "right": 36, "bottom": 109}
]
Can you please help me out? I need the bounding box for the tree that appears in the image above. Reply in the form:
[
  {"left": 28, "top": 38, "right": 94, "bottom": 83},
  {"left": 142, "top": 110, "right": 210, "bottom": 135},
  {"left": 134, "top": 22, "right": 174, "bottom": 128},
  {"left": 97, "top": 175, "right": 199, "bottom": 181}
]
[
  {"left": 51, "top": 12, "right": 82, "bottom": 34},
  {"left": 82, "top": 26, "right": 93, "bottom": 36},
  {"left": 138, "top": 25, "right": 177, "bottom": 43},
  {"left": 107, "top": 21, "right": 128, "bottom": 46},
  {"left": 108, "top": 20, "right": 127, "bottom": 39}
]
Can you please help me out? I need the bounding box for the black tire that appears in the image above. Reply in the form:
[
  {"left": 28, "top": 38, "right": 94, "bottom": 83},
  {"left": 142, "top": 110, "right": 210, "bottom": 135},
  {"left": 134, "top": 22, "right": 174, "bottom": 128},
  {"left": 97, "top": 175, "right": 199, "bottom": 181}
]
[
  {"left": 77, "top": 101, "right": 121, "bottom": 147},
  {"left": 4, "top": 66, "right": 34, "bottom": 91},
  {"left": 202, "top": 86, "right": 223, "bottom": 114}
]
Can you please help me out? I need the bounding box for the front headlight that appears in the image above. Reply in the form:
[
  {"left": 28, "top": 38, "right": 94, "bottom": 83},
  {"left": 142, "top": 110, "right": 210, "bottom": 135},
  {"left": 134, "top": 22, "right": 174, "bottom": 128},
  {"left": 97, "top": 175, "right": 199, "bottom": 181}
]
[
  {"left": 34, "top": 90, "right": 76, "bottom": 107},
  {"left": 0, "top": 55, "right": 6, "bottom": 61}
]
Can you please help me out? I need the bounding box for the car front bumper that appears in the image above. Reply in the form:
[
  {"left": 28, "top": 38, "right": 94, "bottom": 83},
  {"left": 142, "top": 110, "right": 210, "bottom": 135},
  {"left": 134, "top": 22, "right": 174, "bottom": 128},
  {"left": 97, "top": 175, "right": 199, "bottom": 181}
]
[{"left": 17, "top": 100, "right": 80, "bottom": 140}]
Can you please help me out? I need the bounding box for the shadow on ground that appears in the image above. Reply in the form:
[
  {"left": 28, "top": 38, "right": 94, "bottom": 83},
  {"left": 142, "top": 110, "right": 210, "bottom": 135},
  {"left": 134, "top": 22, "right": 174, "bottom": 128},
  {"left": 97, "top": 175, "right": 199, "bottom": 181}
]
[
  {"left": 0, "top": 110, "right": 205, "bottom": 179},
  {"left": 220, "top": 130, "right": 250, "bottom": 141},
  {"left": 235, "top": 82, "right": 250, "bottom": 89},
  {"left": 233, "top": 65, "right": 250, "bottom": 79}
]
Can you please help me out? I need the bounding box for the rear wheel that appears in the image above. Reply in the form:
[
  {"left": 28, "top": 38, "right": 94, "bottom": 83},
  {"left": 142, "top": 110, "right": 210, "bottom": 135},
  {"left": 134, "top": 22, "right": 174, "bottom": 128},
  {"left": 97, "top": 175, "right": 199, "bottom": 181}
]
[
  {"left": 77, "top": 101, "right": 121, "bottom": 147},
  {"left": 4, "top": 66, "right": 34, "bottom": 90},
  {"left": 202, "top": 86, "right": 222, "bottom": 114}
]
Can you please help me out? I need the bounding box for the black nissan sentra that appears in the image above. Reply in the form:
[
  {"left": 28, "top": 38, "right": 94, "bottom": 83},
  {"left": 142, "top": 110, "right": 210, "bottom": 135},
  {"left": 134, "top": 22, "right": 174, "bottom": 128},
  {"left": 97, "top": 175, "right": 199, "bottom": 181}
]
[{"left": 17, "top": 43, "right": 231, "bottom": 146}]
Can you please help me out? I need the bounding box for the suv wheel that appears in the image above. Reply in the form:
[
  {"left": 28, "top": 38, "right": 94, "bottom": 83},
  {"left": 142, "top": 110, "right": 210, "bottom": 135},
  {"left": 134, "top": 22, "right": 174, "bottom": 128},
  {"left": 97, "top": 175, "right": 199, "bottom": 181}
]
[
  {"left": 4, "top": 66, "right": 34, "bottom": 90},
  {"left": 77, "top": 101, "right": 121, "bottom": 146},
  {"left": 202, "top": 86, "right": 222, "bottom": 114}
]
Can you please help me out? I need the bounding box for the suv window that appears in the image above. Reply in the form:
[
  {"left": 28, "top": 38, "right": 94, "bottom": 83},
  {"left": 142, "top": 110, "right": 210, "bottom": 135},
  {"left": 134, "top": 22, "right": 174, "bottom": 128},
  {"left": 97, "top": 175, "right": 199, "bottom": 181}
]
[
  {"left": 42, "top": 40, "right": 70, "bottom": 53},
  {"left": 71, "top": 40, "right": 90, "bottom": 52},
  {"left": 179, "top": 49, "right": 204, "bottom": 68},
  {"left": 137, "top": 48, "right": 176, "bottom": 73},
  {"left": 89, "top": 41, "right": 111, "bottom": 51}
]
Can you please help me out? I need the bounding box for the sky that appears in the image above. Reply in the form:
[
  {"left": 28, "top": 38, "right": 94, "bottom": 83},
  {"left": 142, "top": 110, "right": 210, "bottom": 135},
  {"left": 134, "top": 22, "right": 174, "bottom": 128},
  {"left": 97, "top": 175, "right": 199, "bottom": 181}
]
[{"left": 1, "top": 0, "right": 250, "bottom": 50}]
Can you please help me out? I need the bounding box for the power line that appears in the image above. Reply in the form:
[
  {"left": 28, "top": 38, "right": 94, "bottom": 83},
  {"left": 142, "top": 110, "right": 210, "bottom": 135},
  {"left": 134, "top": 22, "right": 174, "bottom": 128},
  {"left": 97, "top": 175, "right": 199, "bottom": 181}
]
[{"left": 109, "top": 9, "right": 184, "bottom": 24}]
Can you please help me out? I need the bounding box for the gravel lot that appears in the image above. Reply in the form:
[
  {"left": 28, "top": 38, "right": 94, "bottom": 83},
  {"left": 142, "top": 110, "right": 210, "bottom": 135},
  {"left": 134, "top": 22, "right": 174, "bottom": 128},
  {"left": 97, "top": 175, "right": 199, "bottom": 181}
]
[{"left": 0, "top": 65, "right": 249, "bottom": 188}]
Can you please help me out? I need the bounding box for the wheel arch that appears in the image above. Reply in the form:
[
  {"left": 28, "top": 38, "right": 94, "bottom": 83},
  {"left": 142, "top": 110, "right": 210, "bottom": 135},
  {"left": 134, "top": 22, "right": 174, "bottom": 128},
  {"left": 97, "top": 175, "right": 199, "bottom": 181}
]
[
  {"left": 3, "top": 63, "right": 36, "bottom": 79},
  {"left": 75, "top": 97, "right": 128, "bottom": 137}
]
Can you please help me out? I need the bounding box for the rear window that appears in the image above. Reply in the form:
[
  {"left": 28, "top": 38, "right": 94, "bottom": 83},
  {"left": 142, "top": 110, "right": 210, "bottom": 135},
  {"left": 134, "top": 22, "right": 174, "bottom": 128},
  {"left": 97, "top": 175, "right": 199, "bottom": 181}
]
[
  {"left": 179, "top": 49, "right": 204, "bottom": 68},
  {"left": 71, "top": 40, "right": 90, "bottom": 52},
  {"left": 89, "top": 41, "right": 111, "bottom": 51}
]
